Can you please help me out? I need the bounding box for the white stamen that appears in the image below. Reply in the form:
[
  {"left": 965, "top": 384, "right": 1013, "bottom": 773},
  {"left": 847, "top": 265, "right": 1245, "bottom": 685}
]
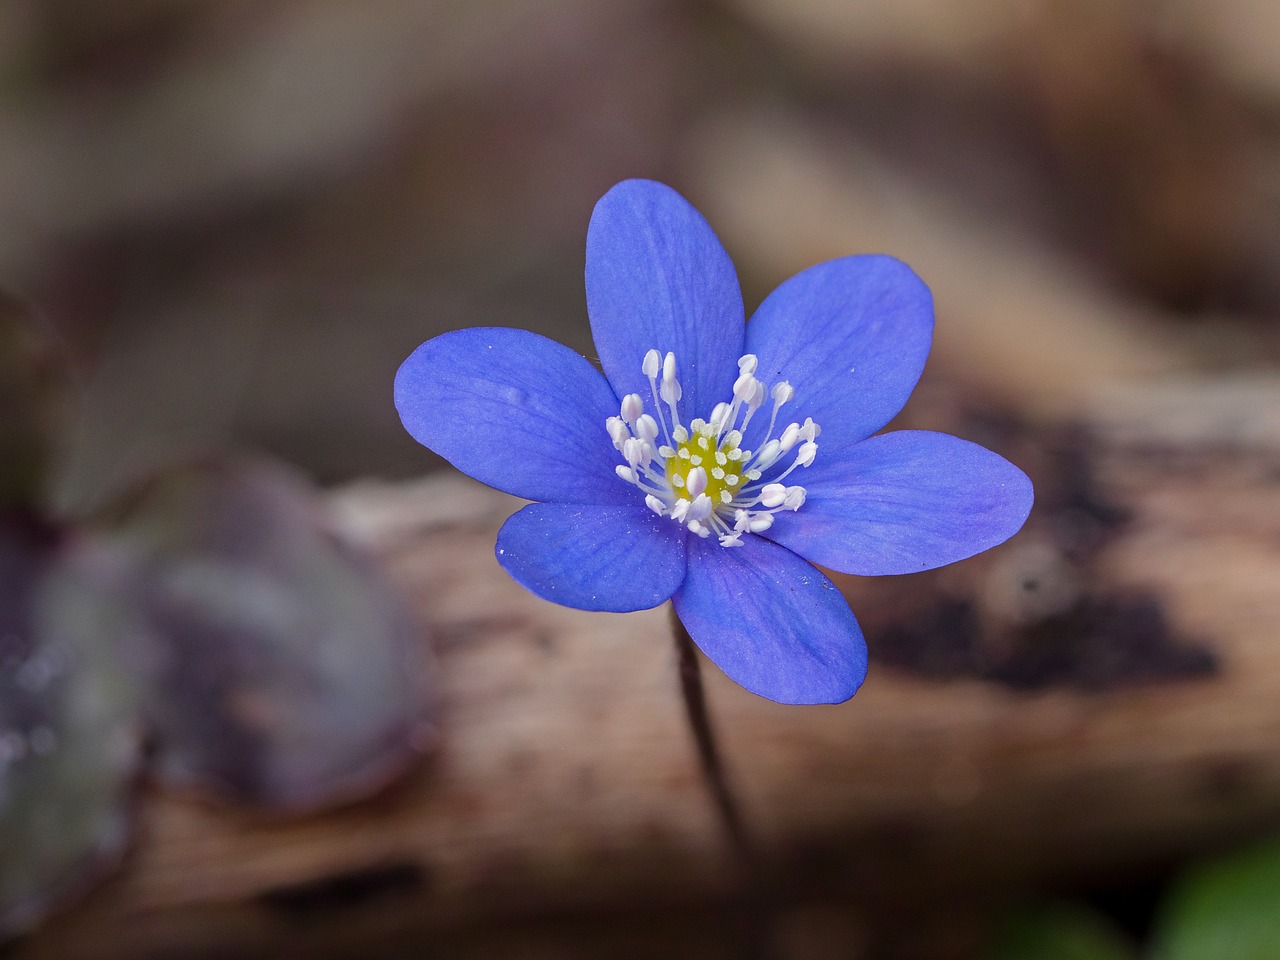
[
  {"left": 779, "top": 422, "right": 801, "bottom": 451},
  {"left": 752, "top": 439, "right": 781, "bottom": 470},
  {"left": 688, "top": 494, "right": 713, "bottom": 522},
  {"left": 606, "top": 417, "right": 629, "bottom": 449},
  {"left": 635, "top": 414, "right": 659, "bottom": 442},
  {"left": 642, "top": 349, "right": 661, "bottom": 379},
  {"left": 621, "top": 393, "right": 644, "bottom": 424},
  {"left": 607, "top": 348, "right": 820, "bottom": 547},
  {"left": 623, "top": 437, "right": 650, "bottom": 468},
  {"left": 709, "top": 402, "right": 731, "bottom": 433},
  {"left": 760, "top": 483, "right": 787, "bottom": 508}
]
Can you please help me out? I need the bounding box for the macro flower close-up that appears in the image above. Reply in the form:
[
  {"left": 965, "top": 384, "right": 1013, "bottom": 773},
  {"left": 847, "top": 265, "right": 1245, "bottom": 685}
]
[{"left": 395, "top": 179, "right": 1033, "bottom": 705}]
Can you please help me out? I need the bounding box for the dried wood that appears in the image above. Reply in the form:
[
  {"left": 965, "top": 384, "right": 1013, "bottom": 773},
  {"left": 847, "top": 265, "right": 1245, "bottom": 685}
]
[{"left": 12, "top": 401, "right": 1280, "bottom": 959}]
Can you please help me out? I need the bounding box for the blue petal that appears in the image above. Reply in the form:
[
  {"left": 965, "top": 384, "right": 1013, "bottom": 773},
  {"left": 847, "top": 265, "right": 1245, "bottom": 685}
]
[
  {"left": 496, "top": 502, "right": 687, "bottom": 612},
  {"left": 743, "top": 256, "right": 933, "bottom": 452},
  {"left": 766, "top": 431, "right": 1034, "bottom": 576},
  {"left": 673, "top": 535, "right": 866, "bottom": 705},
  {"left": 586, "top": 180, "right": 744, "bottom": 421},
  {"left": 395, "top": 327, "right": 632, "bottom": 505}
]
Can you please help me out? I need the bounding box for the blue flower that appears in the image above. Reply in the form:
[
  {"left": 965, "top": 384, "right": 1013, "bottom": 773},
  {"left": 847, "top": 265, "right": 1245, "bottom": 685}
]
[{"left": 395, "top": 180, "right": 1033, "bottom": 705}]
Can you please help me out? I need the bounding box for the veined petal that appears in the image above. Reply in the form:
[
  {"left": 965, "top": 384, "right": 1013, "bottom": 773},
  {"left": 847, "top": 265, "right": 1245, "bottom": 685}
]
[
  {"left": 766, "top": 430, "right": 1033, "bottom": 576},
  {"left": 497, "top": 502, "right": 687, "bottom": 612},
  {"left": 743, "top": 256, "right": 933, "bottom": 451},
  {"left": 395, "top": 327, "right": 631, "bottom": 505},
  {"left": 586, "top": 180, "right": 744, "bottom": 419},
  {"left": 673, "top": 535, "right": 866, "bottom": 705}
]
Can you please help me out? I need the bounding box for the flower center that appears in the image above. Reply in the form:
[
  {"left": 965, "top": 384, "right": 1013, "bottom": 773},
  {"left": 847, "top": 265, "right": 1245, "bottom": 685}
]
[
  {"left": 606, "top": 349, "right": 819, "bottom": 547},
  {"left": 666, "top": 429, "right": 746, "bottom": 507}
]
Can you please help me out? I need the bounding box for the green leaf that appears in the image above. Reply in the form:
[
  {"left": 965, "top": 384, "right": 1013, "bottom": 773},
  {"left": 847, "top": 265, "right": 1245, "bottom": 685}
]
[
  {"left": 987, "top": 902, "right": 1136, "bottom": 960},
  {"left": 1154, "top": 833, "right": 1280, "bottom": 960}
]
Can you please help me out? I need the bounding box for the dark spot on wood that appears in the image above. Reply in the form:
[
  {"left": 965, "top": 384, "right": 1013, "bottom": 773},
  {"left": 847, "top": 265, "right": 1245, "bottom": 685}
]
[
  {"left": 259, "top": 862, "right": 427, "bottom": 916},
  {"left": 857, "top": 412, "right": 1220, "bottom": 690},
  {"left": 432, "top": 616, "right": 530, "bottom": 652},
  {"left": 1199, "top": 757, "right": 1256, "bottom": 801},
  {"left": 574, "top": 763, "right": 598, "bottom": 799},
  {"left": 872, "top": 593, "right": 1217, "bottom": 691},
  {"left": 534, "top": 631, "right": 557, "bottom": 655},
  {"left": 506, "top": 747, "right": 535, "bottom": 776}
]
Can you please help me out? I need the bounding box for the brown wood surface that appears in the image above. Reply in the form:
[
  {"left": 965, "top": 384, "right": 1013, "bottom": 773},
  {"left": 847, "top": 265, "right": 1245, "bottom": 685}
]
[{"left": 12, "top": 404, "right": 1280, "bottom": 959}]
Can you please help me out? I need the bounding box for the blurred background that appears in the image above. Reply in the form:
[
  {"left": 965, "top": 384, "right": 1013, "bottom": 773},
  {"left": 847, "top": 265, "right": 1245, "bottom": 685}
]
[
  {"left": 2, "top": 0, "right": 1276, "bottom": 507},
  {"left": 3, "top": 1, "right": 1280, "bottom": 958}
]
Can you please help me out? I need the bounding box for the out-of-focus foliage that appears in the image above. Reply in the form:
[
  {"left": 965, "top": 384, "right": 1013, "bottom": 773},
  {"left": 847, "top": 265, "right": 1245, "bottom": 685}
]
[
  {"left": 105, "top": 459, "right": 435, "bottom": 810},
  {"left": 986, "top": 902, "right": 1135, "bottom": 960},
  {"left": 1, "top": 275, "right": 436, "bottom": 935},
  {"left": 0, "top": 294, "right": 65, "bottom": 511},
  {"left": 0, "top": 522, "right": 142, "bottom": 938},
  {"left": 1154, "top": 832, "right": 1280, "bottom": 960}
]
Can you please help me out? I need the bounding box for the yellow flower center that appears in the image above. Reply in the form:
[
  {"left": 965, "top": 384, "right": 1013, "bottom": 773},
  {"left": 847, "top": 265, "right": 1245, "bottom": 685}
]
[{"left": 666, "top": 429, "right": 747, "bottom": 508}]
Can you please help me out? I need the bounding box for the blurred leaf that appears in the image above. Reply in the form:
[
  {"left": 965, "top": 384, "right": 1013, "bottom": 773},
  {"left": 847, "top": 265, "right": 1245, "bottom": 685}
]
[
  {"left": 1154, "top": 833, "right": 1280, "bottom": 960},
  {"left": 0, "top": 520, "right": 143, "bottom": 939},
  {"left": 987, "top": 902, "right": 1136, "bottom": 960},
  {"left": 107, "top": 458, "right": 436, "bottom": 811},
  {"left": 0, "top": 293, "right": 68, "bottom": 510}
]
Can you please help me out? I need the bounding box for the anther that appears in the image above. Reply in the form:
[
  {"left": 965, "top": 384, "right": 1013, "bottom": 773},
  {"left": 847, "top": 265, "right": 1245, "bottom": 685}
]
[
  {"left": 621, "top": 394, "right": 644, "bottom": 424},
  {"left": 779, "top": 422, "right": 801, "bottom": 451},
  {"left": 606, "top": 417, "right": 629, "bottom": 448},
  {"left": 688, "top": 494, "right": 713, "bottom": 522},
  {"left": 760, "top": 483, "right": 787, "bottom": 508},
  {"left": 623, "top": 437, "right": 650, "bottom": 468},
  {"left": 635, "top": 414, "right": 659, "bottom": 442},
  {"left": 643, "top": 349, "right": 661, "bottom": 379}
]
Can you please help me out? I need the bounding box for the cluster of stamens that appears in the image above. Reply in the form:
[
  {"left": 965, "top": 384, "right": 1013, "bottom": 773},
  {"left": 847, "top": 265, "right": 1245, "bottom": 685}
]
[{"left": 607, "top": 349, "right": 819, "bottom": 547}]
